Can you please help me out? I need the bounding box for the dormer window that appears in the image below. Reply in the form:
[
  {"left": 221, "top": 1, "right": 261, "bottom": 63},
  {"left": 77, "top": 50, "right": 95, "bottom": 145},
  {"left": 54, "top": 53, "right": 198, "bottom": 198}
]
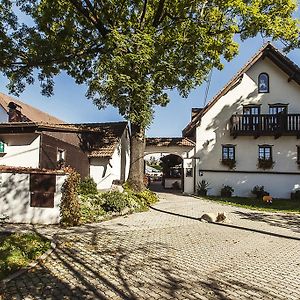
[{"left": 258, "top": 73, "right": 269, "bottom": 93}]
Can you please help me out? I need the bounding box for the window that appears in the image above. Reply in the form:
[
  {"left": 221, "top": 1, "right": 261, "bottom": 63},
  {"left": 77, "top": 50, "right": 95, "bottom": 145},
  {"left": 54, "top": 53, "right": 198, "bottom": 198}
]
[
  {"left": 57, "top": 148, "right": 66, "bottom": 162},
  {"left": 57, "top": 148, "right": 66, "bottom": 169},
  {"left": 269, "top": 104, "right": 288, "bottom": 115},
  {"left": 297, "top": 146, "right": 300, "bottom": 164},
  {"left": 222, "top": 145, "right": 235, "bottom": 160},
  {"left": 258, "top": 145, "right": 272, "bottom": 160},
  {"left": 243, "top": 105, "right": 260, "bottom": 131},
  {"left": 243, "top": 105, "right": 260, "bottom": 115},
  {"left": 258, "top": 73, "right": 269, "bottom": 93}
]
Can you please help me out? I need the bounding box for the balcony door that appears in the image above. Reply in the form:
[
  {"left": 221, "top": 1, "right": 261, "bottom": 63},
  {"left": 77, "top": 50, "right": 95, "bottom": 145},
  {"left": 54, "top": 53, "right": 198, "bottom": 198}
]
[
  {"left": 243, "top": 105, "right": 260, "bottom": 131},
  {"left": 268, "top": 104, "right": 288, "bottom": 132}
]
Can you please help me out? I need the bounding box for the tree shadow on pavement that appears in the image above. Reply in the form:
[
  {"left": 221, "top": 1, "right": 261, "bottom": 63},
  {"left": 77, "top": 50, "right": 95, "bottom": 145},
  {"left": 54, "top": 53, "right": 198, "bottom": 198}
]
[
  {"left": 0, "top": 223, "right": 272, "bottom": 300},
  {"left": 150, "top": 206, "right": 300, "bottom": 241},
  {"left": 232, "top": 210, "right": 300, "bottom": 234}
]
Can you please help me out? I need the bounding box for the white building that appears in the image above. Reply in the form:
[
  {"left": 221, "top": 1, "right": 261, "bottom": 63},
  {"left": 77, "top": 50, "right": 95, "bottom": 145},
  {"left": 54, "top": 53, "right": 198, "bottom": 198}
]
[
  {"left": 0, "top": 93, "right": 130, "bottom": 190},
  {"left": 183, "top": 43, "right": 300, "bottom": 199}
]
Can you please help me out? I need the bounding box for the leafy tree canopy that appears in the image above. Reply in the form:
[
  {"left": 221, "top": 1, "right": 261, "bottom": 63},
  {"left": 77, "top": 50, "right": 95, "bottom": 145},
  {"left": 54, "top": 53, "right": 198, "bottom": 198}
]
[{"left": 0, "top": 0, "right": 299, "bottom": 128}]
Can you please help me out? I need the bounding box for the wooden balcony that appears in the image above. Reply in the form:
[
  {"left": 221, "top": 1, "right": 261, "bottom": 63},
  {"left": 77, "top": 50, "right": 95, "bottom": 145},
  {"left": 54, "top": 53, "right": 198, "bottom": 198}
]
[{"left": 230, "top": 114, "right": 300, "bottom": 138}]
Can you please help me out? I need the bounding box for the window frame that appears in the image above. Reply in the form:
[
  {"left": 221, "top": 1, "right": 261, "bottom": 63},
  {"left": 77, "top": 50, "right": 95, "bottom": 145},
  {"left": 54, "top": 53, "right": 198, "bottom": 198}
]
[
  {"left": 242, "top": 105, "right": 261, "bottom": 115},
  {"left": 222, "top": 145, "right": 235, "bottom": 161},
  {"left": 268, "top": 104, "right": 288, "bottom": 115},
  {"left": 258, "top": 145, "right": 273, "bottom": 161},
  {"left": 56, "top": 148, "right": 66, "bottom": 162},
  {"left": 258, "top": 72, "right": 270, "bottom": 93}
]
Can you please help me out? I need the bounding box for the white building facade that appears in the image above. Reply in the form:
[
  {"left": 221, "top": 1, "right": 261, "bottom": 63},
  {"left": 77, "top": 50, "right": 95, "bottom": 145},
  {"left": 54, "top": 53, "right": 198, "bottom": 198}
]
[{"left": 183, "top": 44, "right": 300, "bottom": 199}]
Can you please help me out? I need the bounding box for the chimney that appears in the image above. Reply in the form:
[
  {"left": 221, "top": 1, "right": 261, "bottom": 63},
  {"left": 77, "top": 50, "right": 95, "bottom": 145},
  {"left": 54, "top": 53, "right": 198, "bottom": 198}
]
[
  {"left": 8, "top": 102, "right": 23, "bottom": 122},
  {"left": 191, "top": 108, "right": 203, "bottom": 121}
]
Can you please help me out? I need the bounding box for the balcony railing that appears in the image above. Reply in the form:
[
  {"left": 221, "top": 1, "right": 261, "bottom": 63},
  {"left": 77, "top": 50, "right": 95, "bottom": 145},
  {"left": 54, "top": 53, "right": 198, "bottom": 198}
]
[{"left": 230, "top": 114, "right": 300, "bottom": 137}]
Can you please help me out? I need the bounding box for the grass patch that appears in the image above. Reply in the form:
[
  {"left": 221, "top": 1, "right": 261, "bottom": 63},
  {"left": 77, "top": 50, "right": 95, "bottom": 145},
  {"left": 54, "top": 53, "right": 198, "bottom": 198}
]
[
  {"left": 200, "top": 196, "right": 300, "bottom": 213},
  {"left": 0, "top": 233, "right": 51, "bottom": 280}
]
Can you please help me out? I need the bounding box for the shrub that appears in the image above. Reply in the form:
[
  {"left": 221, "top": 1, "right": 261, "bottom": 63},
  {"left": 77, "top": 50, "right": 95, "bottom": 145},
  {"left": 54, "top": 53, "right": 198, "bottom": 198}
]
[
  {"left": 197, "top": 180, "right": 210, "bottom": 196},
  {"left": 135, "top": 189, "right": 158, "bottom": 206},
  {"left": 251, "top": 185, "right": 269, "bottom": 199},
  {"left": 101, "top": 191, "right": 129, "bottom": 212},
  {"left": 79, "top": 194, "right": 106, "bottom": 223},
  {"left": 78, "top": 185, "right": 159, "bottom": 224},
  {"left": 221, "top": 185, "right": 234, "bottom": 197},
  {"left": 60, "top": 169, "right": 81, "bottom": 226},
  {"left": 291, "top": 190, "right": 300, "bottom": 200},
  {"left": 79, "top": 177, "right": 98, "bottom": 195}
]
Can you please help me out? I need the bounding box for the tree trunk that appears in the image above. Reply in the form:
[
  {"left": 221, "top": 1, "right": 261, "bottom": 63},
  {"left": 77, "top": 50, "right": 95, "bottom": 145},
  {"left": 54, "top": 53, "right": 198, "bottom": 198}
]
[{"left": 127, "top": 123, "right": 146, "bottom": 192}]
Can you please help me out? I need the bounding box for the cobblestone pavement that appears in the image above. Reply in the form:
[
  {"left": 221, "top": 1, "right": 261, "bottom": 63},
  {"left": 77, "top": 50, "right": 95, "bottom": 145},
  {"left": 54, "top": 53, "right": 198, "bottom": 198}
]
[{"left": 1, "top": 191, "right": 300, "bottom": 300}]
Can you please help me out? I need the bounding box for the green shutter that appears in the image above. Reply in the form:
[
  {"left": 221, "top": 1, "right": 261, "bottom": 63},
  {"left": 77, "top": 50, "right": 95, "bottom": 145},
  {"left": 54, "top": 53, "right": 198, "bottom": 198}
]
[{"left": 0, "top": 141, "right": 4, "bottom": 153}]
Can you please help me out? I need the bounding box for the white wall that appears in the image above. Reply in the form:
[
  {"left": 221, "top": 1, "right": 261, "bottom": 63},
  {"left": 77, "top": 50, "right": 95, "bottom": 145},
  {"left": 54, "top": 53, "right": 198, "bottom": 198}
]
[
  {"left": 199, "top": 171, "right": 300, "bottom": 199},
  {"left": 0, "top": 134, "right": 40, "bottom": 168},
  {"left": 0, "top": 172, "right": 66, "bottom": 224},
  {"left": 194, "top": 57, "right": 300, "bottom": 196},
  {"left": 0, "top": 106, "right": 8, "bottom": 122},
  {"left": 90, "top": 129, "right": 130, "bottom": 190},
  {"left": 183, "top": 158, "right": 194, "bottom": 194},
  {"left": 90, "top": 144, "right": 122, "bottom": 190}
]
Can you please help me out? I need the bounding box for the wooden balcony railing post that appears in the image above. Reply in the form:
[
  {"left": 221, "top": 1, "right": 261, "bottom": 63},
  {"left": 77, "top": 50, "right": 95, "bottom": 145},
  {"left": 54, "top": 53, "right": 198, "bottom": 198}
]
[{"left": 230, "top": 113, "right": 300, "bottom": 137}]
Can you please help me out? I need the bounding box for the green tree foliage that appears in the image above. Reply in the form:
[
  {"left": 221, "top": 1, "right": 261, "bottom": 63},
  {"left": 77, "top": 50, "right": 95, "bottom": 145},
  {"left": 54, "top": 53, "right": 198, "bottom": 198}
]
[{"left": 0, "top": 1, "right": 299, "bottom": 190}]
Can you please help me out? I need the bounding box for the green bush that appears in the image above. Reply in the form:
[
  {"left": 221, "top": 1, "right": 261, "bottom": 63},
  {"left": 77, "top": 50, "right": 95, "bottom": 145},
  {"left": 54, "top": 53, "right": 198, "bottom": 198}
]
[
  {"left": 79, "top": 194, "right": 106, "bottom": 223},
  {"left": 251, "top": 185, "right": 269, "bottom": 199},
  {"left": 79, "top": 177, "right": 98, "bottom": 195},
  {"left": 60, "top": 169, "right": 81, "bottom": 226},
  {"left": 78, "top": 187, "right": 159, "bottom": 224},
  {"left": 136, "top": 189, "right": 158, "bottom": 206},
  {"left": 101, "top": 191, "right": 131, "bottom": 212}
]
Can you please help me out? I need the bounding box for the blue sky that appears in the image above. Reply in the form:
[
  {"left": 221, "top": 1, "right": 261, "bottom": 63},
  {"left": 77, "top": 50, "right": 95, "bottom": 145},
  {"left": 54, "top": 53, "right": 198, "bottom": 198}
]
[{"left": 1, "top": 22, "right": 300, "bottom": 138}]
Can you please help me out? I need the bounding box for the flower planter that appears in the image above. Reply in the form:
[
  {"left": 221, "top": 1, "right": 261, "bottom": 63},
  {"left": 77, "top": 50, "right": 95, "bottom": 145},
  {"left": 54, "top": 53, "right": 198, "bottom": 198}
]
[{"left": 257, "top": 159, "right": 274, "bottom": 170}]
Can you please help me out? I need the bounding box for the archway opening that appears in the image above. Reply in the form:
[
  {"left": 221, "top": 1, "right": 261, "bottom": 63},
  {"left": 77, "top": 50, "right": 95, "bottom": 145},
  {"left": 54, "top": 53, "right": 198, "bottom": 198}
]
[{"left": 144, "top": 153, "right": 183, "bottom": 193}]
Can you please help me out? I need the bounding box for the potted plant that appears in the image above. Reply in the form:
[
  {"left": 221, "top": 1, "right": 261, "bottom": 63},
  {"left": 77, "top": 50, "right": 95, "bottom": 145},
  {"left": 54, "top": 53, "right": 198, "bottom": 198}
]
[
  {"left": 257, "top": 158, "right": 274, "bottom": 170},
  {"left": 197, "top": 180, "right": 210, "bottom": 196},
  {"left": 221, "top": 159, "right": 236, "bottom": 169},
  {"left": 291, "top": 190, "right": 300, "bottom": 200},
  {"left": 251, "top": 185, "right": 269, "bottom": 199},
  {"left": 220, "top": 185, "right": 234, "bottom": 197}
]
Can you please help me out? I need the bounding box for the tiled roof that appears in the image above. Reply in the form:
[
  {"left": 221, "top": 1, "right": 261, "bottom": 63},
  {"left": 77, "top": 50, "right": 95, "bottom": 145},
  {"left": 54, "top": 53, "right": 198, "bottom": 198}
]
[
  {"left": 0, "top": 93, "right": 64, "bottom": 124},
  {"left": 146, "top": 137, "right": 195, "bottom": 147},
  {"left": 182, "top": 43, "right": 300, "bottom": 137}
]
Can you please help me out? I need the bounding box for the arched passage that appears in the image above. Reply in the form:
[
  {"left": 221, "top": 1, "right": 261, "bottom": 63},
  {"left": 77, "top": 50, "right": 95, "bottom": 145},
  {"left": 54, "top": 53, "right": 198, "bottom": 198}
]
[{"left": 145, "top": 138, "right": 195, "bottom": 193}]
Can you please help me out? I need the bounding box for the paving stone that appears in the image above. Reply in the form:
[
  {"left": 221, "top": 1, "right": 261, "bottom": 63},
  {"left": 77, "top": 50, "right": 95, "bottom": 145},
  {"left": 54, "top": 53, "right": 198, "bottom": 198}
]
[{"left": 1, "top": 192, "right": 300, "bottom": 299}]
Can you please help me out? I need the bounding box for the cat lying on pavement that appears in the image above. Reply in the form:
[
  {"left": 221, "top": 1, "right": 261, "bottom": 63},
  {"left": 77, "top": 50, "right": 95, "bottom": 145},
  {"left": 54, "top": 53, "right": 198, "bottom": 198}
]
[{"left": 200, "top": 212, "right": 227, "bottom": 223}]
